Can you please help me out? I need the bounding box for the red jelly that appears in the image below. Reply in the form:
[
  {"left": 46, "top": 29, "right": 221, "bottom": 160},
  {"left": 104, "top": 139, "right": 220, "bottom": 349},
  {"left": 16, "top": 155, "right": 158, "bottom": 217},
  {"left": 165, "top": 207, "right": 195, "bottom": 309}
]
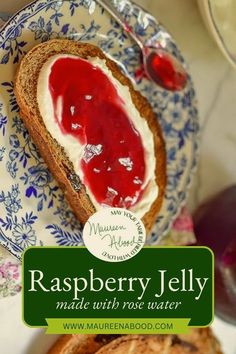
[
  {"left": 49, "top": 56, "right": 146, "bottom": 208},
  {"left": 146, "top": 50, "right": 187, "bottom": 91}
]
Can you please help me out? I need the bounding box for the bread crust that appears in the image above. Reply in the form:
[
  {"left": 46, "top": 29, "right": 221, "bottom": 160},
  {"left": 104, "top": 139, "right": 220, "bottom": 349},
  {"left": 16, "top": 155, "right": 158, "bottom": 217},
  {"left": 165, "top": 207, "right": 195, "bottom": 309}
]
[{"left": 15, "top": 39, "right": 166, "bottom": 233}]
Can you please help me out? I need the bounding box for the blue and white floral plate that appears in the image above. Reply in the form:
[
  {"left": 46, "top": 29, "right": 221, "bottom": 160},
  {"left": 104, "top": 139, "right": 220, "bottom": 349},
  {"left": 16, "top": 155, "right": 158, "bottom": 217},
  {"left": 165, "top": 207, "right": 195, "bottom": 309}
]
[{"left": 0, "top": 0, "right": 199, "bottom": 259}]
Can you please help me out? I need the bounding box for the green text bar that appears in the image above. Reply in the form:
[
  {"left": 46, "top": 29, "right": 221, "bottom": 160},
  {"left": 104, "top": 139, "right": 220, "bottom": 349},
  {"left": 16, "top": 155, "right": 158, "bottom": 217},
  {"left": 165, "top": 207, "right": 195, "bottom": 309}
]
[{"left": 46, "top": 318, "right": 190, "bottom": 334}]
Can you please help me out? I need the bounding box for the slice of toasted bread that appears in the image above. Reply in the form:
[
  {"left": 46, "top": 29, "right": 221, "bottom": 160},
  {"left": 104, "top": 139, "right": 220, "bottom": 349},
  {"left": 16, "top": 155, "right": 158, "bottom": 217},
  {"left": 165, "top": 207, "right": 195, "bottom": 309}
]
[
  {"left": 15, "top": 39, "right": 166, "bottom": 233},
  {"left": 47, "top": 330, "right": 223, "bottom": 354},
  {"left": 96, "top": 330, "right": 223, "bottom": 354}
]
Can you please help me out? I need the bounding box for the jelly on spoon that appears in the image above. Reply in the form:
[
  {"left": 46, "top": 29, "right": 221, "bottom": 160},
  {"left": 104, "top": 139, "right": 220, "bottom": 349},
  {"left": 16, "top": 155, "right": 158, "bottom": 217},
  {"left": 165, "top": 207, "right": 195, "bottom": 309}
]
[
  {"left": 96, "top": 0, "right": 188, "bottom": 91},
  {"left": 144, "top": 48, "right": 188, "bottom": 91}
]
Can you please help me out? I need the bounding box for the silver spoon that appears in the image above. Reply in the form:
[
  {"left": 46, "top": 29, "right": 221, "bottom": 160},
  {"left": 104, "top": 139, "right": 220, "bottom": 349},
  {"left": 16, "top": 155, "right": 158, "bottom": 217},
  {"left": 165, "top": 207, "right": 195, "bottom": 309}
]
[{"left": 96, "top": 0, "right": 188, "bottom": 91}]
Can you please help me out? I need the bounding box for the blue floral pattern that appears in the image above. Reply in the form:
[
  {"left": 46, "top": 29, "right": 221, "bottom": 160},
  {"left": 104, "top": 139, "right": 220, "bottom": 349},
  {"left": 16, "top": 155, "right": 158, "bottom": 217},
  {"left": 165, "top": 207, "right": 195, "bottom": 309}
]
[
  {"left": 0, "top": 0, "right": 199, "bottom": 258},
  {"left": 0, "top": 147, "right": 5, "bottom": 161},
  {"left": 0, "top": 185, "right": 38, "bottom": 252},
  {"left": 0, "top": 103, "right": 7, "bottom": 136}
]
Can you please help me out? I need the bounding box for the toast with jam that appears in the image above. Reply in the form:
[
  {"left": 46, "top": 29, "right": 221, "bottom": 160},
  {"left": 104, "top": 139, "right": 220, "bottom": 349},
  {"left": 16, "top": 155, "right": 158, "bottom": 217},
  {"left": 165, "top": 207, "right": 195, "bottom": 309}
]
[{"left": 15, "top": 39, "right": 166, "bottom": 233}]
